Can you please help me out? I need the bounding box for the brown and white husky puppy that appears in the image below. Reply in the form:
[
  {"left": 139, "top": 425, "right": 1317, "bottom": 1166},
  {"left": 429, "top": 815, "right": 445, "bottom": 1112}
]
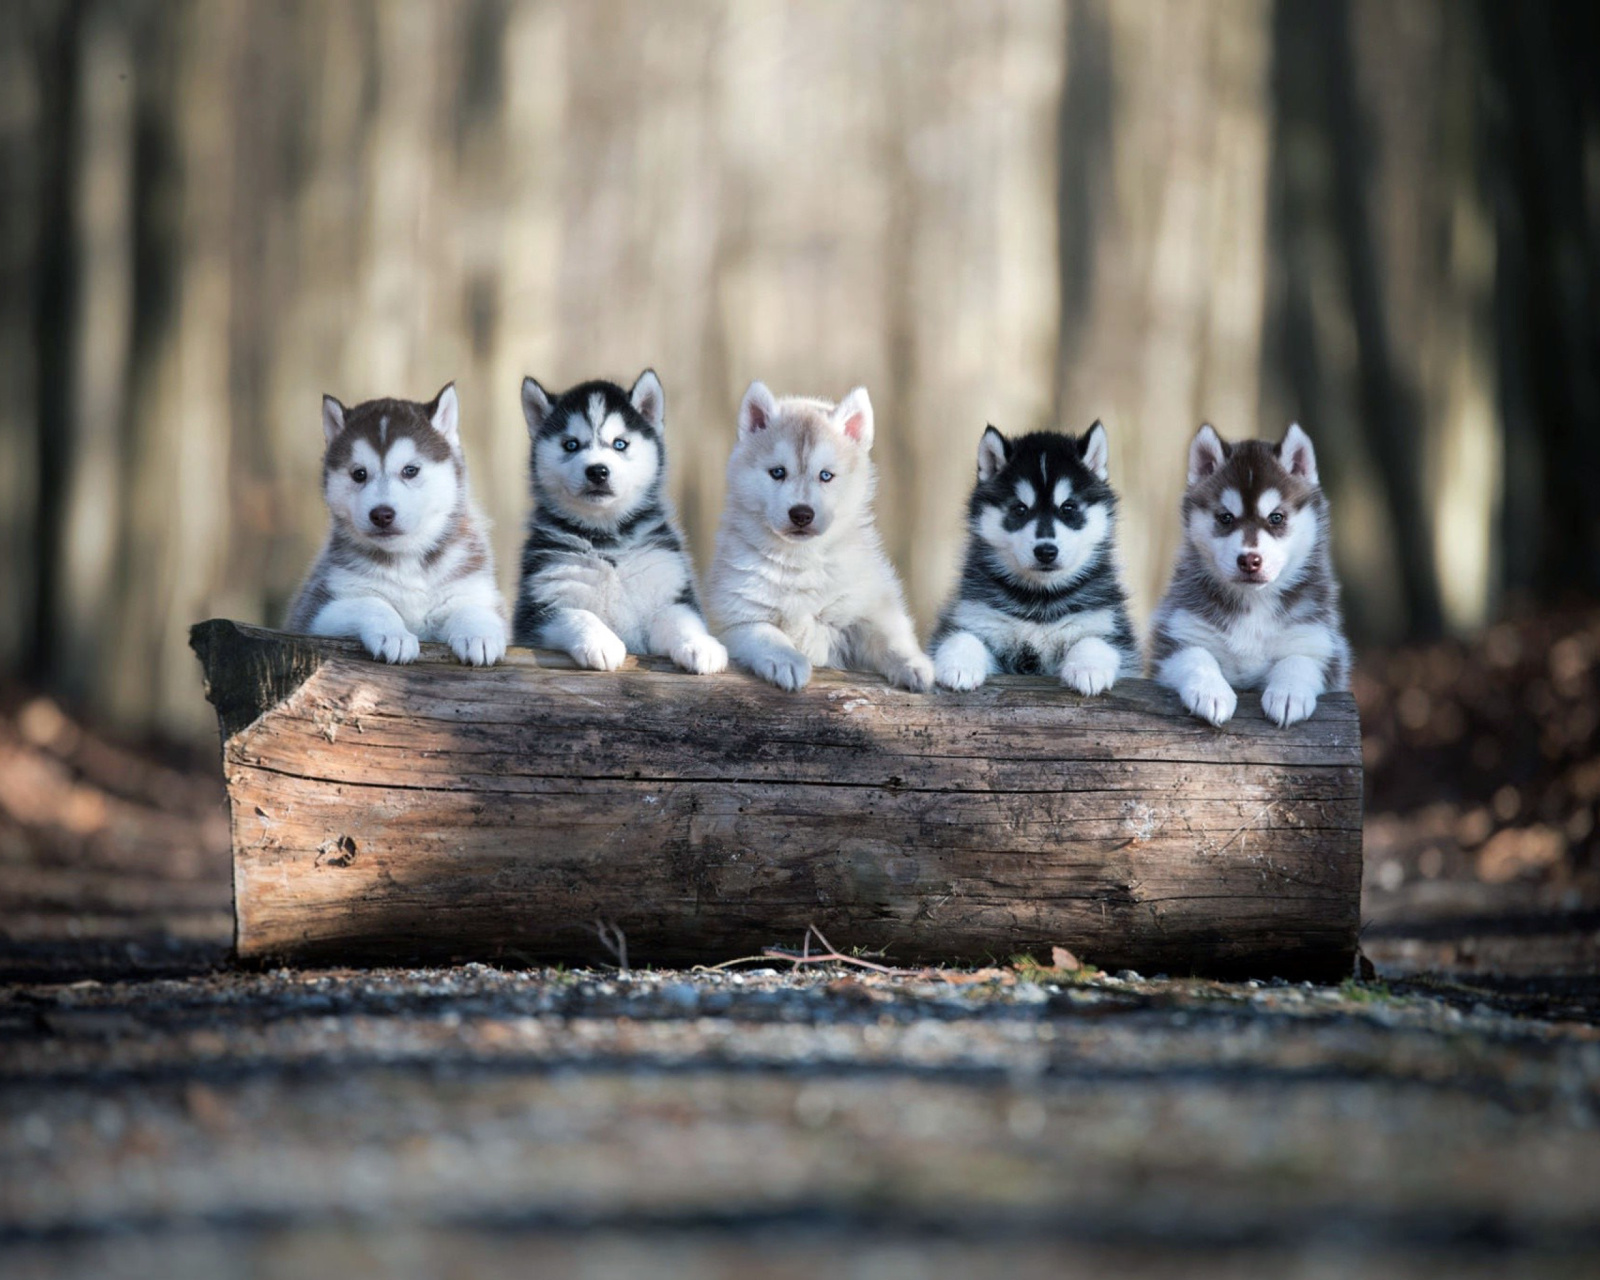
[
  {"left": 285, "top": 383, "right": 507, "bottom": 665},
  {"left": 1150, "top": 423, "right": 1349, "bottom": 726}
]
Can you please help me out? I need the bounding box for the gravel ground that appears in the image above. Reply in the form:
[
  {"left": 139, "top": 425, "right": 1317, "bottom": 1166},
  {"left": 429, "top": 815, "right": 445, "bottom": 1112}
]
[{"left": 3, "top": 963, "right": 1599, "bottom": 1276}]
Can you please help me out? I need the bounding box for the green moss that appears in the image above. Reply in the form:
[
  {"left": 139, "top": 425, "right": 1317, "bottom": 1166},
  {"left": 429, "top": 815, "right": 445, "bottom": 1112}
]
[{"left": 1338, "top": 977, "right": 1395, "bottom": 1003}]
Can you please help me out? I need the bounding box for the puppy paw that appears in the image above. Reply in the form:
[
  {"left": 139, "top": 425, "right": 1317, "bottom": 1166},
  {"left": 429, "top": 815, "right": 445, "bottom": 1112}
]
[
  {"left": 1060, "top": 639, "right": 1120, "bottom": 696},
  {"left": 888, "top": 652, "right": 935, "bottom": 693},
  {"left": 1262, "top": 681, "right": 1318, "bottom": 727},
  {"left": 756, "top": 650, "right": 811, "bottom": 691},
  {"left": 1180, "top": 672, "right": 1237, "bottom": 726},
  {"left": 934, "top": 634, "right": 990, "bottom": 691},
  {"left": 571, "top": 625, "right": 628, "bottom": 672},
  {"left": 672, "top": 633, "right": 729, "bottom": 675},
  {"left": 449, "top": 630, "right": 506, "bottom": 667},
  {"left": 364, "top": 628, "right": 420, "bottom": 664}
]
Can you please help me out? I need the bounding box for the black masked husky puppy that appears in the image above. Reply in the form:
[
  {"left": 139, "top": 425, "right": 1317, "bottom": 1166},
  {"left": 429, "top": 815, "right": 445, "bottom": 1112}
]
[
  {"left": 513, "top": 370, "right": 726, "bottom": 674},
  {"left": 931, "top": 422, "right": 1137, "bottom": 694},
  {"left": 285, "top": 383, "right": 507, "bottom": 665},
  {"left": 1150, "top": 423, "right": 1350, "bottom": 727}
]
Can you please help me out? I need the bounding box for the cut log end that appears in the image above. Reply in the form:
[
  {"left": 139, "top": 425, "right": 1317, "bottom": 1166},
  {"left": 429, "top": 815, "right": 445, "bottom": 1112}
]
[{"left": 193, "top": 619, "right": 1363, "bottom": 980}]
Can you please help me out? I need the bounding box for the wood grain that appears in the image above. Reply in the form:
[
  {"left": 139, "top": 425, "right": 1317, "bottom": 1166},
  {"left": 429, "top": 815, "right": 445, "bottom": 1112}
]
[{"left": 192, "top": 619, "right": 1363, "bottom": 978}]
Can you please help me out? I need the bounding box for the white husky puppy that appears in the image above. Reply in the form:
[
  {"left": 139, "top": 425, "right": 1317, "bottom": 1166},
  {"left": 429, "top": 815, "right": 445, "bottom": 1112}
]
[
  {"left": 285, "top": 383, "right": 507, "bottom": 665},
  {"left": 513, "top": 371, "right": 726, "bottom": 674},
  {"left": 708, "top": 381, "right": 932, "bottom": 693},
  {"left": 1150, "top": 423, "right": 1350, "bottom": 726}
]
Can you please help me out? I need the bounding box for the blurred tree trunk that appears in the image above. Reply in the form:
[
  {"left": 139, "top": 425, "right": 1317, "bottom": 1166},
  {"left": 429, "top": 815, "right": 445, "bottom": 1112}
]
[
  {"left": 1054, "top": 0, "right": 1275, "bottom": 625},
  {"left": 1481, "top": 0, "right": 1600, "bottom": 604},
  {"left": 1265, "top": 0, "right": 1453, "bottom": 642},
  {"left": 0, "top": 3, "right": 53, "bottom": 673}
]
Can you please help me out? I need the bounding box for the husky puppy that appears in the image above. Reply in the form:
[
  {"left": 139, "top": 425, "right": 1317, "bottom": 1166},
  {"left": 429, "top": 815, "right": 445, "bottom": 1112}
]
[
  {"left": 931, "top": 422, "right": 1137, "bottom": 694},
  {"left": 285, "top": 383, "right": 507, "bottom": 665},
  {"left": 512, "top": 370, "right": 726, "bottom": 674},
  {"left": 1150, "top": 423, "right": 1350, "bottom": 727},
  {"left": 708, "top": 381, "right": 932, "bottom": 693}
]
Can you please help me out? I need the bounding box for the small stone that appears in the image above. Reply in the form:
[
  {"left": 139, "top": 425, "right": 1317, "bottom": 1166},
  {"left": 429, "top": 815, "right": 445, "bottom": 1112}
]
[{"left": 660, "top": 983, "right": 699, "bottom": 1010}]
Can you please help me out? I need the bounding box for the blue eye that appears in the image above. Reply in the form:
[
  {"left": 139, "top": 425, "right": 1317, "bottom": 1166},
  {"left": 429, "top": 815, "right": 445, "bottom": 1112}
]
[
  {"left": 819, "top": 470, "right": 834, "bottom": 483},
  {"left": 613, "top": 438, "right": 628, "bottom": 452},
  {"left": 562, "top": 439, "right": 580, "bottom": 453},
  {"left": 1268, "top": 510, "right": 1285, "bottom": 526},
  {"left": 401, "top": 464, "right": 419, "bottom": 480},
  {"left": 1060, "top": 500, "right": 1077, "bottom": 516},
  {"left": 769, "top": 466, "right": 786, "bottom": 481}
]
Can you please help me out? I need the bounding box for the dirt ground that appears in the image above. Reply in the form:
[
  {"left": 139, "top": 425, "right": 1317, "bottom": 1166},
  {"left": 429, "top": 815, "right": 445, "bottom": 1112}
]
[{"left": 3, "top": 608, "right": 1599, "bottom": 1276}]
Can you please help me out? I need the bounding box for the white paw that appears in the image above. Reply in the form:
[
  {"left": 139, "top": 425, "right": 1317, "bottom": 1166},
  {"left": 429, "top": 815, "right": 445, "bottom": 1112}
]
[
  {"left": 449, "top": 631, "right": 506, "bottom": 667},
  {"left": 672, "top": 633, "right": 729, "bottom": 675},
  {"left": 756, "top": 650, "right": 811, "bottom": 691},
  {"left": 1060, "top": 639, "right": 1120, "bottom": 697},
  {"left": 1180, "top": 672, "right": 1237, "bottom": 726},
  {"left": 1062, "top": 658, "right": 1117, "bottom": 696},
  {"left": 1262, "top": 681, "right": 1318, "bottom": 727},
  {"left": 934, "top": 634, "right": 990, "bottom": 691},
  {"left": 364, "top": 628, "right": 420, "bottom": 664},
  {"left": 571, "top": 625, "right": 628, "bottom": 671},
  {"left": 888, "top": 653, "right": 935, "bottom": 693}
]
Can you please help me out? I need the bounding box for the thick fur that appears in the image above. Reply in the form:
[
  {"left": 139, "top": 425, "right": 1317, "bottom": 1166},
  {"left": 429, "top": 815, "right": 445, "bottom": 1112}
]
[
  {"left": 512, "top": 370, "right": 725, "bottom": 674},
  {"left": 285, "top": 383, "right": 507, "bottom": 665},
  {"left": 708, "top": 381, "right": 932, "bottom": 692},
  {"left": 1150, "top": 423, "right": 1351, "bottom": 727},
  {"left": 931, "top": 422, "right": 1138, "bottom": 694}
]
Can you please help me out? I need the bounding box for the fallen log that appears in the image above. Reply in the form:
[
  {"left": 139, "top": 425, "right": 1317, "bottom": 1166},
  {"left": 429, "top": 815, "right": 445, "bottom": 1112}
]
[{"left": 190, "top": 619, "right": 1363, "bottom": 979}]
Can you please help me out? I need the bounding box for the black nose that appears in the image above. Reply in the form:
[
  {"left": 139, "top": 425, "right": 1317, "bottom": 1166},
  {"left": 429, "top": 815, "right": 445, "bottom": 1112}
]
[
  {"left": 1238, "top": 552, "right": 1263, "bottom": 573},
  {"left": 369, "top": 505, "right": 395, "bottom": 529},
  {"left": 586, "top": 464, "right": 610, "bottom": 485},
  {"left": 1033, "top": 542, "right": 1058, "bottom": 565},
  {"left": 788, "top": 504, "right": 814, "bottom": 529}
]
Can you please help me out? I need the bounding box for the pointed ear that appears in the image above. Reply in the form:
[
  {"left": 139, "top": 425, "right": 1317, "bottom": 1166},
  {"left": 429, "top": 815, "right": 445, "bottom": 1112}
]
[
  {"left": 521, "top": 377, "right": 552, "bottom": 438},
  {"left": 1278, "top": 422, "right": 1319, "bottom": 484},
  {"left": 738, "top": 380, "right": 778, "bottom": 438},
  {"left": 428, "top": 382, "right": 460, "bottom": 446},
  {"left": 976, "top": 425, "right": 1010, "bottom": 482},
  {"left": 629, "top": 368, "right": 665, "bottom": 431},
  {"left": 831, "top": 386, "right": 874, "bottom": 449},
  {"left": 1080, "top": 420, "right": 1110, "bottom": 480},
  {"left": 1187, "top": 423, "right": 1228, "bottom": 486},
  {"left": 321, "top": 395, "right": 346, "bottom": 447}
]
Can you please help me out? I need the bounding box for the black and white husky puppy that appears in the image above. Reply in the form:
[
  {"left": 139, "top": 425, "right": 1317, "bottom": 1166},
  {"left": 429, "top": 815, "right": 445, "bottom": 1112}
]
[
  {"left": 513, "top": 370, "right": 726, "bottom": 674},
  {"left": 285, "top": 383, "right": 507, "bottom": 665},
  {"left": 930, "top": 422, "right": 1138, "bottom": 694},
  {"left": 1150, "top": 423, "right": 1350, "bottom": 727}
]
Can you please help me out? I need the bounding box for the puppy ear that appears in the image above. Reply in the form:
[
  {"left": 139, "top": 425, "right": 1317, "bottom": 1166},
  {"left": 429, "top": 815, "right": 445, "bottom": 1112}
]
[
  {"left": 738, "top": 380, "right": 778, "bottom": 437},
  {"left": 1081, "top": 420, "right": 1110, "bottom": 480},
  {"left": 521, "top": 377, "right": 552, "bottom": 438},
  {"left": 629, "top": 369, "right": 665, "bottom": 431},
  {"left": 977, "top": 425, "right": 1010, "bottom": 482},
  {"left": 429, "top": 382, "right": 460, "bottom": 446},
  {"left": 1278, "top": 422, "right": 1319, "bottom": 484},
  {"left": 831, "top": 387, "right": 874, "bottom": 449},
  {"left": 321, "top": 395, "right": 346, "bottom": 447},
  {"left": 1187, "top": 423, "right": 1228, "bottom": 486}
]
